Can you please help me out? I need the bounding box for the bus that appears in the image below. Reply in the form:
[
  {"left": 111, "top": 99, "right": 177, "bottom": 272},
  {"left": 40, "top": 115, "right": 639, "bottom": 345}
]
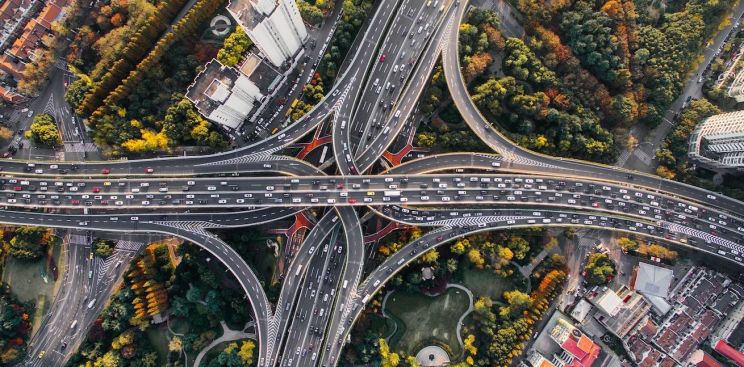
[
  {"left": 384, "top": 190, "right": 401, "bottom": 197},
  {"left": 362, "top": 294, "right": 371, "bottom": 304},
  {"left": 295, "top": 264, "right": 303, "bottom": 277},
  {"left": 285, "top": 99, "right": 299, "bottom": 117},
  {"left": 319, "top": 146, "right": 329, "bottom": 164}
]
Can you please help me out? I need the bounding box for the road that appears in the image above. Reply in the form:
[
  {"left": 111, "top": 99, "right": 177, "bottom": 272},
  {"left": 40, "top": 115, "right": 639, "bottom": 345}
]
[
  {"left": 25, "top": 232, "right": 142, "bottom": 366},
  {"left": 1, "top": 0, "right": 744, "bottom": 365}
]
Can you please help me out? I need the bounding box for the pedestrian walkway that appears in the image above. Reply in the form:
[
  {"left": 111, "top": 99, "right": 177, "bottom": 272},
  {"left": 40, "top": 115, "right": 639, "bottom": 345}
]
[
  {"left": 193, "top": 320, "right": 256, "bottom": 367},
  {"left": 64, "top": 143, "right": 99, "bottom": 152}
]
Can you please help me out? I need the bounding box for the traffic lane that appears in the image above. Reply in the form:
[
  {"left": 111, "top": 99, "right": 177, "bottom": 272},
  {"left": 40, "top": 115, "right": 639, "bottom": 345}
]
[
  {"left": 354, "top": 3, "right": 455, "bottom": 172},
  {"left": 350, "top": 0, "right": 439, "bottom": 152},
  {"left": 271, "top": 212, "right": 339, "bottom": 364},
  {"left": 3, "top": 175, "right": 742, "bottom": 238},
  {"left": 439, "top": 1, "right": 744, "bottom": 225},
  {"left": 0, "top": 212, "right": 274, "bottom": 365},
  {"left": 382, "top": 205, "right": 742, "bottom": 261},
  {"left": 325, "top": 208, "right": 740, "bottom": 364},
  {"left": 320, "top": 206, "right": 365, "bottom": 366}
]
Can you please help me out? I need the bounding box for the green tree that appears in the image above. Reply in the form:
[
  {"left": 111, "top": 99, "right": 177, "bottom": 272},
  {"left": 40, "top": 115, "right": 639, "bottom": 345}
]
[
  {"left": 64, "top": 78, "right": 91, "bottom": 111},
  {"left": 28, "top": 114, "right": 61, "bottom": 146},
  {"left": 93, "top": 239, "right": 115, "bottom": 258},
  {"left": 216, "top": 27, "right": 253, "bottom": 67},
  {"left": 617, "top": 237, "right": 638, "bottom": 252},
  {"left": 298, "top": 1, "right": 324, "bottom": 25},
  {"left": 585, "top": 253, "right": 615, "bottom": 285},
  {"left": 501, "top": 290, "right": 532, "bottom": 318},
  {"left": 8, "top": 227, "right": 48, "bottom": 259}
]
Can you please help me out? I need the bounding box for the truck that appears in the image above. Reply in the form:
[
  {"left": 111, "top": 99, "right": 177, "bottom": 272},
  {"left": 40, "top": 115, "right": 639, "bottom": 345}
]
[
  {"left": 295, "top": 264, "right": 303, "bottom": 277},
  {"left": 384, "top": 190, "right": 401, "bottom": 197},
  {"left": 87, "top": 299, "right": 96, "bottom": 309}
]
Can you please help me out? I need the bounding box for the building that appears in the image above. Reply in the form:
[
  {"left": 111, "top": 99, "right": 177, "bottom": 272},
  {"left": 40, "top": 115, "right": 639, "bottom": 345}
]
[
  {"left": 713, "top": 340, "right": 744, "bottom": 366},
  {"left": 226, "top": 0, "right": 307, "bottom": 67},
  {"left": 185, "top": 56, "right": 281, "bottom": 129},
  {"left": 687, "top": 349, "right": 724, "bottom": 367},
  {"left": 525, "top": 319, "right": 601, "bottom": 367},
  {"left": 0, "top": 0, "right": 69, "bottom": 103},
  {"left": 634, "top": 263, "right": 674, "bottom": 299},
  {"left": 588, "top": 288, "right": 652, "bottom": 339},
  {"left": 688, "top": 110, "right": 744, "bottom": 170}
]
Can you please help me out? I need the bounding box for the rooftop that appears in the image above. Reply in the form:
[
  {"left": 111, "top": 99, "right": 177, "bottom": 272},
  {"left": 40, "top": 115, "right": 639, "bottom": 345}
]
[
  {"left": 714, "top": 340, "right": 744, "bottom": 367},
  {"left": 185, "top": 59, "right": 242, "bottom": 117},
  {"left": 241, "top": 53, "right": 280, "bottom": 93},
  {"left": 634, "top": 262, "right": 674, "bottom": 298}
]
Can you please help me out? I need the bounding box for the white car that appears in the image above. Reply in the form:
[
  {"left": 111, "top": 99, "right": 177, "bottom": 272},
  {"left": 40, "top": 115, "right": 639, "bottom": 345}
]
[
  {"left": 35, "top": 169, "right": 43, "bottom": 174},
  {"left": 142, "top": 201, "right": 150, "bottom": 205},
  {"left": 236, "top": 199, "right": 245, "bottom": 204},
  {"left": 707, "top": 194, "right": 717, "bottom": 200},
  {"left": 218, "top": 199, "right": 227, "bottom": 204},
  {"left": 49, "top": 165, "right": 58, "bottom": 169},
  {"left": 441, "top": 197, "right": 451, "bottom": 202},
  {"left": 115, "top": 201, "right": 123, "bottom": 206}
]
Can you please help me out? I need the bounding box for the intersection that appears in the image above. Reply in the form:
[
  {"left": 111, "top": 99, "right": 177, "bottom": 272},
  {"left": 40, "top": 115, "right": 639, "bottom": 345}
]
[{"left": 2, "top": 0, "right": 744, "bottom": 366}]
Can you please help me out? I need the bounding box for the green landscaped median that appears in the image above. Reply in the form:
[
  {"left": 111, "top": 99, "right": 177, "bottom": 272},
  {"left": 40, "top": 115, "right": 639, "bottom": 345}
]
[{"left": 385, "top": 288, "right": 469, "bottom": 357}]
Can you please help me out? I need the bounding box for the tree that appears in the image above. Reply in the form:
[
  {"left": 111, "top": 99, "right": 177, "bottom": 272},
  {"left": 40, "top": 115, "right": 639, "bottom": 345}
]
[
  {"left": 617, "top": 237, "right": 638, "bottom": 252},
  {"left": 585, "top": 253, "right": 615, "bottom": 285},
  {"left": 298, "top": 1, "right": 324, "bottom": 25},
  {"left": 421, "top": 249, "right": 439, "bottom": 263},
  {"left": 0, "top": 127, "right": 12, "bottom": 141},
  {"left": 169, "top": 336, "right": 183, "bottom": 352},
  {"left": 8, "top": 227, "right": 48, "bottom": 259},
  {"left": 237, "top": 340, "right": 255, "bottom": 365},
  {"left": 28, "top": 114, "right": 61, "bottom": 146},
  {"left": 93, "top": 239, "right": 115, "bottom": 258},
  {"left": 468, "top": 249, "right": 485, "bottom": 268},
  {"left": 414, "top": 132, "right": 436, "bottom": 147},
  {"left": 216, "top": 27, "right": 253, "bottom": 67},
  {"left": 501, "top": 290, "right": 532, "bottom": 318}
]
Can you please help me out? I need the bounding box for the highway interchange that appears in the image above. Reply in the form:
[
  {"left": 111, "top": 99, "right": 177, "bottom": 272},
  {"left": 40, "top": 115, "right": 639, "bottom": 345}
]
[{"left": 3, "top": 0, "right": 744, "bottom": 365}]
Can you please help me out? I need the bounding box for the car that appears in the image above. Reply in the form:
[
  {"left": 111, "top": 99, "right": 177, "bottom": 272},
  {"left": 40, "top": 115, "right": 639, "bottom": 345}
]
[
  {"left": 101, "top": 169, "right": 110, "bottom": 174},
  {"left": 103, "top": 181, "right": 111, "bottom": 186},
  {"left": 380, "top": 54, "right": 386, "bottom": 62},
  {"left": 35, "top": 169, "right": 43, "bottom": 174},
  {"left": 38, "top": 351, "right": 45, "bottom": 359},
  {"left": 348, "top": 199, "right": 356, "bottom": 203},
  {"left": 145, "top": 168, "right": 154, "bottom": 173},
  {"left": 92, "top": 188, "right": 101, "bottom": 193}
]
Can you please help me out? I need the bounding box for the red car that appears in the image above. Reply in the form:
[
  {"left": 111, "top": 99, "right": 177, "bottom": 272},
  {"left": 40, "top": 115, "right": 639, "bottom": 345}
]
[
  {"left": 92, "top": 188, "right": 101, "bottom": 193},
  {"left": 1, "top": 152, "right": 9, "bottom": 158},
  {"left": 71, "top": 200, "right": 80, "bottom": 205},
  {"left": 409, "top": 57, "right": 415, "bottom": 65},
  {"left": 711, "top": 231, "right": 718, "bottom": 236},
  {"left": 380, "top": 54, "right": 386, "bottom": 62},
  {"left": 13, "top": 186, "right": 21, "bottom": 191},
  {"left": 336, "top": 184, "right": 344, "bottom": 189},
  {"left": 348, "top": 199, "right": 356, "bottom": 204},
  {"left": 145, "top": 168, "right": 154, "bottom": 173},
  {"left": 101, "top": 169, "right": 110, "bottom": 174}
]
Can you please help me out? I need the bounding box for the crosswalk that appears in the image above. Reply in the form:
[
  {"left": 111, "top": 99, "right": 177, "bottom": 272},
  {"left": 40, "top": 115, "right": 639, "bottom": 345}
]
[
  {"left": 634, "top": 148, "right": 653, "bottom": 166},
  {"left": 54, "top": 59, "right": 68, "bottom": 71},
  {"left": 64, "top": 143, "right": 99, "bottom": 152},
  {"left": 114, "top": 240, "right": 144, "bottom": 252},
  {"left": 616, "top": 150, "right": 632, "bottom": 167}
]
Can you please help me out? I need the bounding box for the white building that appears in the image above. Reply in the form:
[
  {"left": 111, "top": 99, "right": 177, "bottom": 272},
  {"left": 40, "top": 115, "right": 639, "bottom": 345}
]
[
  {"left": 688, "top": 110, "right": 744, "bottom": 169},
  {"left": 227, "top": 0, "right": 307, "bottom": 68},
  {"left": 185, "top": 57, "right": 281, "bottom": 129}
]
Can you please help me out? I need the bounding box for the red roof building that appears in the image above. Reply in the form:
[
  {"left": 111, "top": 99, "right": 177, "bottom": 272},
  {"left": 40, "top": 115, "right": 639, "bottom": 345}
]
[
  {"left": 548, "top": 319, "right": 601, "bottom": 367},
  {"left": 714, "top": 340, "right": 744, "bottom": 367},
  {"left": 688, "top": 349, "right": 725, "bottom": 367}
]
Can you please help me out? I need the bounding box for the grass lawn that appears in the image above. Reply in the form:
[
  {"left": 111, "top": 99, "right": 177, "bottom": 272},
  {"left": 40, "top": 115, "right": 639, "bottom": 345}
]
[
  {"left": 2, "top": 242, "right": 62, "bottom": 336},
  {"left": 458, "top": 267, "right": 522, "bottom": 302},
  {"left": 146, "top": 327, "right": 170, "bottom": 365},
  {"left": 385, "top": 288, "right": 470, "bottom": 356}
]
